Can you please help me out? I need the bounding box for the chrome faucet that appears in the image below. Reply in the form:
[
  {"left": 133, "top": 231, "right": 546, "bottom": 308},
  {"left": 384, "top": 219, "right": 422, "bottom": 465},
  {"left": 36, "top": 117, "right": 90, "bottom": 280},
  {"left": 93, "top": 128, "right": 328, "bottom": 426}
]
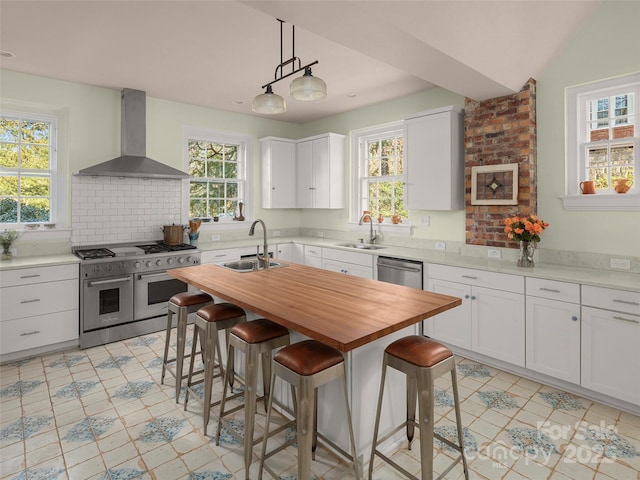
[
  {"left": 248, "top": 219, "right": 269, "bottom": 269},
  {"left": 358, "top": 213, "right": 377, "bottom": 244}
]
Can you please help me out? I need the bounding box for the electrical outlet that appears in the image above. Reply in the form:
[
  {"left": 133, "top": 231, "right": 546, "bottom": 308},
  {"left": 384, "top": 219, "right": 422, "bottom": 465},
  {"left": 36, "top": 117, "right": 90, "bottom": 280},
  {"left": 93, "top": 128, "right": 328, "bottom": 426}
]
[
  {"left": 317, "top": 231, "right": 324, "bottom": 237},
  {"left": 420, "top": 215, "right": 430, "bottom": 226},
  {"left": 610, "top": 258, "right": 631, "bottom": 269},
  {"left": 435, "top": 242, "right": 446, "bottom": 251},
  {"left": 488, "top": 249, "right": 501, "bottom": 259},
  {"left": 211, "top": 234, "right": 220, "bottom": 241},
  {"left": 273, "top": 230, "right": 280, "bottom": 237}
]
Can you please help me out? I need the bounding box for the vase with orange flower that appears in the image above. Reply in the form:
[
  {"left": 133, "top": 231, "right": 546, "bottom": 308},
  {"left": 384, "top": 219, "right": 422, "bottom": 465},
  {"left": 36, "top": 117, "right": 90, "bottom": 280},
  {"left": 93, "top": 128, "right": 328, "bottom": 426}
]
[{"left": 503, "top": 215, "right": 549, "bottom": 267}]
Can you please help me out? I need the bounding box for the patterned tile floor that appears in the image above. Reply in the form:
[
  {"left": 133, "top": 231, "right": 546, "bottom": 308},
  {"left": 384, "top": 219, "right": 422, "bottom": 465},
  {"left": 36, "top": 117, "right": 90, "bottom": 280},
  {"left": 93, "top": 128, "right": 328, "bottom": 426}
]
[{"left": 1, "top": 327, "right": 639, "bottom": 480}]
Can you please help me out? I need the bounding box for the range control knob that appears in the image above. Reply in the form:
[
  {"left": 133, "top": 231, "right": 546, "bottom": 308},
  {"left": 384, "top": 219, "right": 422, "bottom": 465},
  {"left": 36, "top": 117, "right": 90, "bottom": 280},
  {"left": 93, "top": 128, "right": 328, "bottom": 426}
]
[
  {"left": 155, "top": 259, "right": 162, "bottom": 267},
  {"left": 134, "top": 261, "right": 141, "bottom": 268},
  {"left": 146, "top": 260, "right": 153, "bottom": 268},
  {"left": 178, "top": 257, "right": 185, "bottom": 264},
  {"left": 167, "top": 258, "right": 174, "bottom": 265}
]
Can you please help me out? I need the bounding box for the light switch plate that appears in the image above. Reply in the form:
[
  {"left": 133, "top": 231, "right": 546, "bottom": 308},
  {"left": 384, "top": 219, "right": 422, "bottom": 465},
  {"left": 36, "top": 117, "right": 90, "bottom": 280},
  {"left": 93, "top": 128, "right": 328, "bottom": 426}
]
[
  {"left": 610, "top": 258, "right": 631, "bottom": 269},
  {"left": 420, "top": 216, "right": 430, "bottom": 226}
]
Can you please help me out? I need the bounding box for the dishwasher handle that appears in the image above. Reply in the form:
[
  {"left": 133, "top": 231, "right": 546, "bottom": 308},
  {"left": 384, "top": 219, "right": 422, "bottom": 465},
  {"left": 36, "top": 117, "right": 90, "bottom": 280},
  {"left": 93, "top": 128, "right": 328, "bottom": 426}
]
[{"left": 378, "top": 263, "right": 422, "bottom": 273}]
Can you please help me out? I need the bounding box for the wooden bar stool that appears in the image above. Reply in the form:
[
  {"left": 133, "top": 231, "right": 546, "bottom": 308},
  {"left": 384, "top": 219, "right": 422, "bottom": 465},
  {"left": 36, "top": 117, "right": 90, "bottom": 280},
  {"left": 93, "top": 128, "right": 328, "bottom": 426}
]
[
  {"left": 259, "top": 340, "right": 360, "bottom": 480},
  {"left": 161, "top": 291, "right": 213, "bottom": 402},
  {"left": 217, "top": 319, "right": 290, "bottom": 480},
  {"left": 183, "top": 303, "right": 246, "bottom": 435},
  {"left": 369, "top": 335, "right": 469, "bottom": 480}
]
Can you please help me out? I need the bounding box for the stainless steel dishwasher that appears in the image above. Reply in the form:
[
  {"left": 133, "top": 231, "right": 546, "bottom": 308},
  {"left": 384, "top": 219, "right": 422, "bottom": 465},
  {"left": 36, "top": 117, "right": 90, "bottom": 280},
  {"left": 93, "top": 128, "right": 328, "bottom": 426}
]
[{"left": 377, "top": 256, "right": 423, "bottom": 290}]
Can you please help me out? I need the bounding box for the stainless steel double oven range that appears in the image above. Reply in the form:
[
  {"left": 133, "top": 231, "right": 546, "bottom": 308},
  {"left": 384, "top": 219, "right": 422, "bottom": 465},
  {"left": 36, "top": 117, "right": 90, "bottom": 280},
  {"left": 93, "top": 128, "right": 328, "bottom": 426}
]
[{"left": 74, "top": 242, "right": 201, "bottom": 348}]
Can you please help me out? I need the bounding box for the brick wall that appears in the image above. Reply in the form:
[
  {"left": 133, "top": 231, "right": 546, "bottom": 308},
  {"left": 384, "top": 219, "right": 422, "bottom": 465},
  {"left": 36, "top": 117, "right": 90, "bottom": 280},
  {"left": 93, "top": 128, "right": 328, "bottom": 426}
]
[{"left": 464, "top": 79, "right": 537, "bottom": 248}]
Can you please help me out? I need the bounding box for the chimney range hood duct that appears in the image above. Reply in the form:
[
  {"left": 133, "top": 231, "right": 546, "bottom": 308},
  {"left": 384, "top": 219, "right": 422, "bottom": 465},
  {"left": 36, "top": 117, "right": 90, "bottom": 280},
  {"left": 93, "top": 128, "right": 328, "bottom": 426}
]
[{"left": 77, "top": 88, "right": 190, "bottom": 179}]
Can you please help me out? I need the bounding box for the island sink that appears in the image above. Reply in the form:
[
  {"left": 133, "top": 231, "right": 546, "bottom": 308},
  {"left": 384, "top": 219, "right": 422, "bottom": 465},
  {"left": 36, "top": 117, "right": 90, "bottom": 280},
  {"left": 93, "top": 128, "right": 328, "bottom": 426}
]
[
  {"left": 220, "top": 260, "right": 285, "bottom": 272},
  {"left": 336, "top": 242, "right": 386, "bottom": 250}
]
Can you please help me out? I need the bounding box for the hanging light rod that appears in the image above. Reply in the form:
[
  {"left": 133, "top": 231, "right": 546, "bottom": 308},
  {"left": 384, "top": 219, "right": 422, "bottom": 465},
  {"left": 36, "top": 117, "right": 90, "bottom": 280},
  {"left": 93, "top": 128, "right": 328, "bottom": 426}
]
[{"left": 253, "top": 19, "right": 326, "bottom": 114}]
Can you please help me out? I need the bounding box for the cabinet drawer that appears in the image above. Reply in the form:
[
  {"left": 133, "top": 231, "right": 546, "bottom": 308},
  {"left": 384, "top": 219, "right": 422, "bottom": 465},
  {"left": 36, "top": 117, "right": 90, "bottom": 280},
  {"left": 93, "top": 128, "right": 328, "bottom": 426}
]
[
  {"left": 428, "top": 264, "right": 524, "bottom": 294},
  {"left": 582, "top": 285, "right": 640, "bottom": 315},
  {"left": 0, "top": 310, "right": 79, "bottom": 354},
  {"left": 201, "top": 249, "right": 240, "bottom": 264},
  {"left": 526, "top": 278, "right": 580, "bottom": 303},
  {"left": 0, "top": 263, "right": 78, "bottom": 287},
  {"left": 323, "top": 248, "right": 373, "bottom": 268},
  {"left": 304, "top": 245, "right": 322, "bottom": 258},
  {"left": 1, "top": 279, "right": 79, "bottom": 321}
]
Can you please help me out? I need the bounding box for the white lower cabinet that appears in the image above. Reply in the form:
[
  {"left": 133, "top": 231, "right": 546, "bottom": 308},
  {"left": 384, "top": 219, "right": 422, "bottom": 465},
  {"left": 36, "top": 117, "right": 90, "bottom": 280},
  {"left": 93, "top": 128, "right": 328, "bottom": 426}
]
[
  {"left": 425, "top": 278, "right": 472, "bottom": 349},
  {"left": 425, "top": 264, "right": 525, "bottom": 367},
  {"left": 303, "top": 245, "right": 323, "bottom": 268},
  {"left": 200, "top": 248, "right": 240, "bottom": 265},
  {"left": 0, "top": 263, "right": 79, "bottom": 357},
  {"left": 525, "top": 279, "right": 581, "bottom": 384},
  {"left": 322, "top": 248, "right": 374, "bottom": 279},
  {"left": 581, "top": 286, "right": 640, "bottom": 405},
  {"left": 275, "top": 243, "right": 304, "bottom": 263}
]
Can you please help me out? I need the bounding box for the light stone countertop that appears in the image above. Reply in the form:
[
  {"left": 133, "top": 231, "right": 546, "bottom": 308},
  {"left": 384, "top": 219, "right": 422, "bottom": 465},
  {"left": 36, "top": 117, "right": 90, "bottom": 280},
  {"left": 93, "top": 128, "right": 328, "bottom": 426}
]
[
  {"left": 0, "top": 254, "right": 79, "bottom": 271},
  {"left": 197, "top": 236, "right": 640, "bottom": 293},
  {"left": 1, "top": 239, "right": 637, "bottom": 293}
]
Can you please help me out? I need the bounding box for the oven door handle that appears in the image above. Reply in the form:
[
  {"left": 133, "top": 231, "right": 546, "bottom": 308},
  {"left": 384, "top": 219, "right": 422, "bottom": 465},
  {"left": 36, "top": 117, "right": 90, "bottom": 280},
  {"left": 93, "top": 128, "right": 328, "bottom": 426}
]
[
  {"left": 87, "top": 276, "right": 132, "bottom": 287},
  {"left": 137, "top": 272, "right": 170, "bottom": 280}
]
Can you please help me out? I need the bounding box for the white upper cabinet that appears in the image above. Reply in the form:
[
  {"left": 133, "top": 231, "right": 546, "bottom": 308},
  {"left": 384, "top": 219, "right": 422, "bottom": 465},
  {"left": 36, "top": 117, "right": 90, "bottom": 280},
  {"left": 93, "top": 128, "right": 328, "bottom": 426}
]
[
  {"left": 297, "top": 133, "right": 345, "bottom": 209},
  {"left": 404, "top": 106, "right": 464, "bottom": 210},
  {"left": 261, "top": 133, "right": 344, "bottom": 209},
  {"left": 260, "top": 137, "right": 297, "bottom": 209}
]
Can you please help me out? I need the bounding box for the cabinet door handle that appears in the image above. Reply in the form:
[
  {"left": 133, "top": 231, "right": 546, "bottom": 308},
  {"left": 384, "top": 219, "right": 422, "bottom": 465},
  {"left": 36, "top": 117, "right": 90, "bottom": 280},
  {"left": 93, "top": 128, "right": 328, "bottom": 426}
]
[
  {"left": 571, "top": 316, "right": 578, "bottom": 321},
  {"left": 613, "top": 316, "right": 640, "bottom": 325},
  {"left": 461, "top": 275, "right": 477, "bottom": 280},
  {"left": 20, "top": 330, "right": 41, "bottom": 336},
  {"left": 540, "top": 287, "right": 561, "bottom": 293},
  {"left": 464, "top": 294, "right": 470, "bottom": 299},
  {"left": 19, "top": 274, "right": 41, "bottom": 279},
  {"left": 20, "top": 298, "right": 41, "bottom": 304},
  {"left": 470, "top": 295, "right": 476, "bottom": 300},
  {"left": 613, "top": 299, "right": 640, "bottom": 306}
]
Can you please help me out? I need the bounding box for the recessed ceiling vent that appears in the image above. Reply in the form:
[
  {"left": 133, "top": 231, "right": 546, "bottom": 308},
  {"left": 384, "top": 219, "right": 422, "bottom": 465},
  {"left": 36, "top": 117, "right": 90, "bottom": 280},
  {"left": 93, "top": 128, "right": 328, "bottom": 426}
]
[{"left": 77, "top": 88, "right": 190, "bottom": 179}]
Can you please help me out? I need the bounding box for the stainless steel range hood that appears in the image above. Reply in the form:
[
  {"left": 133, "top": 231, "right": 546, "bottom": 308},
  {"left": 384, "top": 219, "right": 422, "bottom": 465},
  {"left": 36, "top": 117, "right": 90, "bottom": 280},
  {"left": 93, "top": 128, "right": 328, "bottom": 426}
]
[{"left": 77, "top": 89, "right": 190, "bottom": 179}]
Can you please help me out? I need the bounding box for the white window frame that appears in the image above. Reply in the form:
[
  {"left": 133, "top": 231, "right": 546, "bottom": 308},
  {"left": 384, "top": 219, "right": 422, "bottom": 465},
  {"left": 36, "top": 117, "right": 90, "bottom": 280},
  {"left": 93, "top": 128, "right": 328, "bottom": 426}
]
[
  {"left": 0, "top": 109, "right": 61, "bottom": 227},
  {"left": 563, "top": 73, "right": 640, "bottom": 211},
  {"left": 350, "top": 121, "right": 411, "bottom": 234},
  {"left": 182, "top": 126, "right": 252, "bottom": 228}
]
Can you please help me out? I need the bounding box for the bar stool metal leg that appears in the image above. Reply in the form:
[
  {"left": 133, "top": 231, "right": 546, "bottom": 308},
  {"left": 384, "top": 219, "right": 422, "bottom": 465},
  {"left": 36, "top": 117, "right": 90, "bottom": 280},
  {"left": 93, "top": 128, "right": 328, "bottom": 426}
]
[
  {"left": 216, "top": 319, "right": 290, "bottom": 480},
  {"left": 160, "top": 292, "right": 213, "bottom": 402},
  {"left": 368, "top": 335, "right": 469, "bottom": 480},
  {"left": 259, "top": 340, "right": 360, "bottom": 480},
  {"left": 182, "top": 303, "right": 246, "bottom": 435}
]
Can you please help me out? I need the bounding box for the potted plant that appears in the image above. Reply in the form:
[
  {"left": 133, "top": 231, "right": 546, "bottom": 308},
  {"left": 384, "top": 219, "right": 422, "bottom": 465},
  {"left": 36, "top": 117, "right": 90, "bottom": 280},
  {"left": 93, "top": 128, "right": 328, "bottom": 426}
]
[{"left": 1, "top": 229, "right": 20, "bottom": 260}]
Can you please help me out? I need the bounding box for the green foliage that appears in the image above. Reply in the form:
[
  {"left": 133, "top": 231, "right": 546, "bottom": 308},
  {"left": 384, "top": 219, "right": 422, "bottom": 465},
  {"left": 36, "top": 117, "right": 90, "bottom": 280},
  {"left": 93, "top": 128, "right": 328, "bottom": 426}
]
[{"left": 0, "top": 198, "right": 50, "bottom": 223}]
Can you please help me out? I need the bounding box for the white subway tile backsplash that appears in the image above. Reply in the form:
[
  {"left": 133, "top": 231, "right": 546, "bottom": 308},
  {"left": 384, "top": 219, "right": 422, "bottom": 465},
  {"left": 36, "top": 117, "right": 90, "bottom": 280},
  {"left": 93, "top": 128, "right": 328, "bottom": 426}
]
[{"left": 72, "top": 176, "right": 183, "bottom": 246}]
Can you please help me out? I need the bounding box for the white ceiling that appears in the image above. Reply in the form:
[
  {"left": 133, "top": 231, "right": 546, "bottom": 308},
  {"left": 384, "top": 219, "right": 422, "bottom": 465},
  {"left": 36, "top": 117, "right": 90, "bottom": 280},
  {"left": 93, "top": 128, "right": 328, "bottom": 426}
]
[{"left": 0, "top": 0, "right": 601, "bottom": 124}]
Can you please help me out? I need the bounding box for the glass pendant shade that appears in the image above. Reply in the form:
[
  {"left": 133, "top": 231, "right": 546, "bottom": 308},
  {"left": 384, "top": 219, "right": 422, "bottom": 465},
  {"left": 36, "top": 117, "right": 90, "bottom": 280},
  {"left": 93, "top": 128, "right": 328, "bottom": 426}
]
[
  {"left": 252, "top": 85, "right": 286, "bottom": 114},
  {"left": 290, "top": 67, "right": 327, "bottom": 101}
]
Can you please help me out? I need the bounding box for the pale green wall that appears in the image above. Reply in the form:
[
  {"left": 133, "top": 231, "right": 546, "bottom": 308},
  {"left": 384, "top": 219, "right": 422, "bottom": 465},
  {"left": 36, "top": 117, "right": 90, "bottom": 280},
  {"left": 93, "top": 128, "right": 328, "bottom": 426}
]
[
  {"left": 536, "top": 0, "right": 640, "bottom": 256},
  {"left": 1, "top": 0, "right": 639, "bottom": 256}
]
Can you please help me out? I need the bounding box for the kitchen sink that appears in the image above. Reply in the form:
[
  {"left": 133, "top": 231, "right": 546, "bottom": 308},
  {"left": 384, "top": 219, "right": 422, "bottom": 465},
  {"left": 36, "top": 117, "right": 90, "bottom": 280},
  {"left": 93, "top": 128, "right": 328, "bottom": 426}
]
[
  {"left": 220, "top": 260, "right": 286, "bottom": 272},
  {"left": 336, "top": 242, "right": 386, "bottom": 250}
]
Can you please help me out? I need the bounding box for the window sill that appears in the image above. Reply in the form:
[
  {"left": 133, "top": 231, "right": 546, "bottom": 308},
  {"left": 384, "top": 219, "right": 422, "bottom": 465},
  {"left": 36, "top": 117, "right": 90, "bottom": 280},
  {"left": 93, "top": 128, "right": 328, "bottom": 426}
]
[
  {"left": 349, "top": 221, "right": 412, "bottom": 237},
  {"left": 560, "top": 193, "right": 640, "bottom": 211}
]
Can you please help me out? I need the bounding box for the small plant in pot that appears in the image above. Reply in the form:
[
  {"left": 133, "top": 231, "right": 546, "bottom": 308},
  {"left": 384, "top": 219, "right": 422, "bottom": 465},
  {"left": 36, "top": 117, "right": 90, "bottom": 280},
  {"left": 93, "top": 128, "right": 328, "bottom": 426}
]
[{"left": 1, "top": 229, "right": 20, "bottom": 260}]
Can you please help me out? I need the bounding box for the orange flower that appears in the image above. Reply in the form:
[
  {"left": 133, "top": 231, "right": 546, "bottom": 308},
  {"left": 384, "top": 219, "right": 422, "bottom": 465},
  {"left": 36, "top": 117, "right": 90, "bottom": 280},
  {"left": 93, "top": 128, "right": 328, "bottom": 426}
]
[{"left": 503, "top": 214, "right": 549, "bottom": 243}]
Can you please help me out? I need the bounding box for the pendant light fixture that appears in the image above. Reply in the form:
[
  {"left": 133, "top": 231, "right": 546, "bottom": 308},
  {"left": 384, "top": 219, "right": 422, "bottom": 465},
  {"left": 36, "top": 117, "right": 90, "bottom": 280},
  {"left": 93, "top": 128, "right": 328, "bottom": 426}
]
[{"left": 252, "top": 19, "right": 327, "bottom": 114}]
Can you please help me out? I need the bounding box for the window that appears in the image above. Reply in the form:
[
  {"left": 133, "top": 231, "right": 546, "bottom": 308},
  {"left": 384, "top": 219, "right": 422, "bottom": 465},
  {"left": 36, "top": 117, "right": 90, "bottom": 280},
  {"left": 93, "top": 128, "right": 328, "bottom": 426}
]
[
  {"left": 353, "top": 123, "right": 407, "bottom": 222},
  {"left": 0, "top": 111, "right": 57, "bottom": 224},
  {"left": 564, "top": 73, "right": 639, "bottom": 210},
  {"left": 184, "top": 127, "right": 250, "bottom": 222}
]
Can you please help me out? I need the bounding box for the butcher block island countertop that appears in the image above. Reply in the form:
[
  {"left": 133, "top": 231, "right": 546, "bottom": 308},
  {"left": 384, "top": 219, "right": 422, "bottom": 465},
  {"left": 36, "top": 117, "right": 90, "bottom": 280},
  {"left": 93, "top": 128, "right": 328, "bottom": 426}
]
[{"left": 168, "top": 261, "right": 461, "bottom": 352}]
